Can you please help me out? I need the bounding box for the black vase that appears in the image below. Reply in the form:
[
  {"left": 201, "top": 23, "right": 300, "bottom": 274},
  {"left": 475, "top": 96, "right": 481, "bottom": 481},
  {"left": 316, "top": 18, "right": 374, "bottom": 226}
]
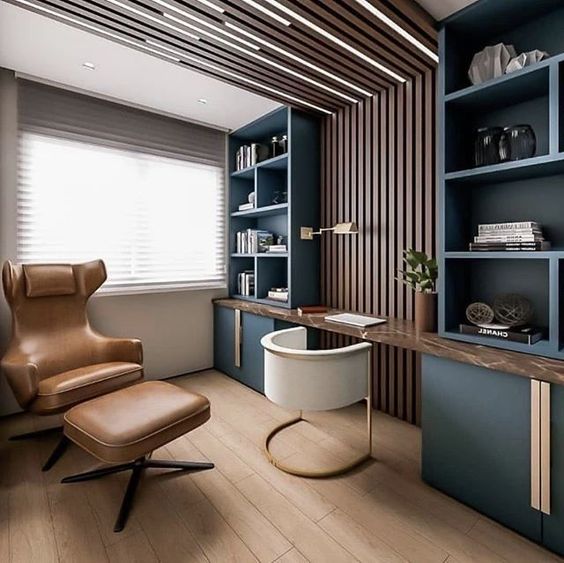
[
  {"left": 499, "top": 125, "right": 536, "bottom": 162},
  {"left": 474, "top": 126, "right": 503, "bottom": 167}
]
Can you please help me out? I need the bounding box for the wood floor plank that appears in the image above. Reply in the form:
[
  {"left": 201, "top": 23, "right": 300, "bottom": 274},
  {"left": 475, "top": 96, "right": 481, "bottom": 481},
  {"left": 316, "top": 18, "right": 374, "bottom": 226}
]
[
  {"left": 236, "top": 473, "right": 356, "bottom": 563},
  {"left": 209, "top": 416, "right": 336, "bottom": 522},
  {"left": 367, "top": 483, "right": 505, "bottom": 562},
  {"left": 274, "top": 548, "right": 310, "bottom": 562},
  {"left": 7, "top": 439, "right": 59, "bottom": 563},
  {"left": 106, "top": 531, "right": 159, "bottom": 563},
  {"left": 318, "top": 508, "right": 408, "bottom": 563},
  {"left": 467, "top": 517, "right": 561, "bottom": 562},
  {"left": 188, "top": 425, "right": 255, "bottom": 484},
  {"left": 179, "top": 499, "right": 259, "bottom": 563},
  {"left": 166, "top": 436, "right": 292, "bottom": 563}
]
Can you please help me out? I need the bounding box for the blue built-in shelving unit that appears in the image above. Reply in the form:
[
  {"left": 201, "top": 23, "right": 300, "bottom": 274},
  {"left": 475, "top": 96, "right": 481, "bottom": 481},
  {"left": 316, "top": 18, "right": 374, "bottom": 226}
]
[
  {"left": 228, "top": 106, "right": 320, "bottom": 309},
  {"left": 438, "top": 0, "right": 564, "bottom": 359}
]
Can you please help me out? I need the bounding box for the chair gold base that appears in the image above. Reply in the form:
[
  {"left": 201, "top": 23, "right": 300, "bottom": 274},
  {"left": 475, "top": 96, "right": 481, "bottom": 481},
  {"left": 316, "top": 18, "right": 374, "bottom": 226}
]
[{"left": 264, "top": 415, "right": 372, "bottom": 478}]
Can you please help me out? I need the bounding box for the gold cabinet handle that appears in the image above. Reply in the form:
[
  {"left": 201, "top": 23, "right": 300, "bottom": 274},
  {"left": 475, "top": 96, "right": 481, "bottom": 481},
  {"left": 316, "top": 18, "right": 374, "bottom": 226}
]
[
  {"left": 234, "top": 309, "right": 242, "bottom": 368},
  {"left": 540, "top": 381, "right": 551, "bottom": 515},
  {"left": 531, "top": 380, "right": 541, "bottom": 511}
]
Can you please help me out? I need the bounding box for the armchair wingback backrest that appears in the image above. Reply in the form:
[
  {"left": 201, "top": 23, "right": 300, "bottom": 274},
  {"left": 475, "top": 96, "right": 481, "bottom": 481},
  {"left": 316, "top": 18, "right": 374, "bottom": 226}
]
[
  {"left": 261, "top": 327, "right": 372, "bottom": 411},
  {"left": 2, "top": 259, "right": 107, "bottom": 381}
]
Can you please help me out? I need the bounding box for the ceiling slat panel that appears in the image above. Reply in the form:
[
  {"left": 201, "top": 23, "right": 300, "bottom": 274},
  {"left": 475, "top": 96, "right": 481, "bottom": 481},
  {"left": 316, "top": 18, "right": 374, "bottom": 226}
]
[{"left": 6, "top": 0, "right": 438, "bottom": 115}]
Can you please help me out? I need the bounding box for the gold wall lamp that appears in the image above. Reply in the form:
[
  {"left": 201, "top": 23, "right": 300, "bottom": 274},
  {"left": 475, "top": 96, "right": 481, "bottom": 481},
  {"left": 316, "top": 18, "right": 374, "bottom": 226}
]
[{"left": 300, "top": 222, "right": 358, "bottom": 240}]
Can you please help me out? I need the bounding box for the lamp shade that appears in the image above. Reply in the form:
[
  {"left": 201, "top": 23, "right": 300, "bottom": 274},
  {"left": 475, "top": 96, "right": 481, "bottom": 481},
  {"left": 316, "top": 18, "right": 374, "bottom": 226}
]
[{"left": 333, "top": 222, "right": 358, "bottom": 234}]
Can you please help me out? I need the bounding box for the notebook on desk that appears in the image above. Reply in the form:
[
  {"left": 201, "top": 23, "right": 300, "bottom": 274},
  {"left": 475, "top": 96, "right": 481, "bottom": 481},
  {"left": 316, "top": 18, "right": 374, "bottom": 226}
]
[{"left": 325, "top": 313, "right": 387, "bottom": 328}]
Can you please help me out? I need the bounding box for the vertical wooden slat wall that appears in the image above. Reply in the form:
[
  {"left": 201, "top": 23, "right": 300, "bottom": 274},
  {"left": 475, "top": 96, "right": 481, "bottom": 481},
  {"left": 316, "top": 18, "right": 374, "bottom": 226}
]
[{"left": 321, "top": 69, "right": 436, "bottom": 425}]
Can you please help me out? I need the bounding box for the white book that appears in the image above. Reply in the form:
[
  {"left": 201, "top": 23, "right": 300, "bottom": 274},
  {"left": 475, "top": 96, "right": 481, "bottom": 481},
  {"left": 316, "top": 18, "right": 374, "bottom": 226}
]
[
  {"left": 478, "top": 221, "right": 540, "bottom": 232},
  {"left": 325, "top": 313, "right": 387, "bottom": 328}
]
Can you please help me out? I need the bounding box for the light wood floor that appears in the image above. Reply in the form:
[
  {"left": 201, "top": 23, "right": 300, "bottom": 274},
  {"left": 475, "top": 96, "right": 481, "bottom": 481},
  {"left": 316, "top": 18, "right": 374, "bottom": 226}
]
[{"left": 1, "top": 370, "right": 561, "bottom": 563}]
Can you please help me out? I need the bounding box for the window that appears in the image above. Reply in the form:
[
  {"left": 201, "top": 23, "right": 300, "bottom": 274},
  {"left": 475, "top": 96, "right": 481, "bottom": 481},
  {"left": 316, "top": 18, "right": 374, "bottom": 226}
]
[{"left": 18, "top": 132, "right": 226, "bottom": 292}]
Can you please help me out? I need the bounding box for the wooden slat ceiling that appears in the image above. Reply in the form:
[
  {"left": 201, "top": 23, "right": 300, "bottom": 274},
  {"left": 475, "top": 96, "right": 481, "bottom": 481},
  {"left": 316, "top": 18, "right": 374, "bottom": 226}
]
[{"left": 6, "top": 0, "right": 437, "bottom": 114}]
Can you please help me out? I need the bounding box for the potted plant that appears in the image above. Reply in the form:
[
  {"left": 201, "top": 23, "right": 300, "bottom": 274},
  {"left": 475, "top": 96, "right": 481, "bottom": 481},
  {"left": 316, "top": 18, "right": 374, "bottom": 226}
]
[{"left": 397, "top": 249, "right": 438, "bottom": 332}]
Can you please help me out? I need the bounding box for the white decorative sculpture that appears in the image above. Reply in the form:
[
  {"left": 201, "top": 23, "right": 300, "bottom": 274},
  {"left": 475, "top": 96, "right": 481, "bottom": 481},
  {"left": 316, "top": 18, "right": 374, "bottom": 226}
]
[
  {"left": 261, "top": 327, "right": 373, "bottom": 477},
  {"left": 468, "top": 43, "right": 517, "bottom": 85},
  {"left": 506, "top": 50, "right": 549, "bottom": 74}
]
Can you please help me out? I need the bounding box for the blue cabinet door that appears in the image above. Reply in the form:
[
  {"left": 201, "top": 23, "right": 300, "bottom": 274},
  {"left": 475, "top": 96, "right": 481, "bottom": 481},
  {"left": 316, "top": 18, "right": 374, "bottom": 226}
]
[
  {"left": 240, "top": 312, "right": 274, "bottom": 394},
  {"left": 422, "top": 355, "right": 542, "bottom": 542},
  {"left": 541, "top": 384, "right": 564, "bottom": 556},
  {"left": 213, "top": 305, "right": 274, "bottom": 394}
]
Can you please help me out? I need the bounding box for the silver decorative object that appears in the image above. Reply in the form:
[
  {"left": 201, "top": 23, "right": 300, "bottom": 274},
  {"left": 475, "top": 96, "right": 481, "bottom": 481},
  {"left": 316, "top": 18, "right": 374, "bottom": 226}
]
[
  {"left": 505, "top": 49, "right": 549, "bottom": 74},
  {"left": 466, "top": 302, "right": 495, "bottom": 326},
  {"left": 468, "top": 43, "right": 517, "bottom": 85},
  {"left": 493, "top": 294, "right": 533, "bottom": 327}
]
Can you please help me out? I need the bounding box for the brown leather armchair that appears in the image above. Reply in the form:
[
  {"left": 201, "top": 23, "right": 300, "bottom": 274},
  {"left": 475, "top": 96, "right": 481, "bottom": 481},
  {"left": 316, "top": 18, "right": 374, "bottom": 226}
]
[{"left": 2, "top": 259, "right": 144, "bottom": 469}]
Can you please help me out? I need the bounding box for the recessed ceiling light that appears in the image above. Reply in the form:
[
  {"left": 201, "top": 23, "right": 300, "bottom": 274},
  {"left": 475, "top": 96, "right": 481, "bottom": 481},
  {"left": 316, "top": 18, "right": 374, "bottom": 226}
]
[
  {"left": 197, "top": 98, "right": 208, "bottom": 104},
  {"left": 82, "top": 61, "right": 96, "bottom": 70},
  {"left": 260, "top": 0, "right": 406, "bottom": 83},
  {"left": 225, "top": 23, "right": 372, "bottom": 97},
  {"left": 353, "top": 0, "right": 438, "bottom": 63},
  {"left": 146, "top": 40, "right": 333, "bottom": 115}
]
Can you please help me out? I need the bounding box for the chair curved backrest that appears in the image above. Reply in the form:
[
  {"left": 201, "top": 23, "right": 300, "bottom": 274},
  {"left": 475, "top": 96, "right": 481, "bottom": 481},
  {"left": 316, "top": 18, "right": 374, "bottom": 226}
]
[
  {"left": 261, "top": 327, "right": 372, "bottom": 411},
  {"left": 2, "top": 259, "right": 108, "bottom": 384}
]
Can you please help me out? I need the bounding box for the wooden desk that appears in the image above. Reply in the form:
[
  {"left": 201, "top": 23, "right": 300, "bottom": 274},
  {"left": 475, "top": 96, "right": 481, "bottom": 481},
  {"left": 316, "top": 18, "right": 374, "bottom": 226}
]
[{"left": 214, "top": 298, "right": 564, "bottom": 386}]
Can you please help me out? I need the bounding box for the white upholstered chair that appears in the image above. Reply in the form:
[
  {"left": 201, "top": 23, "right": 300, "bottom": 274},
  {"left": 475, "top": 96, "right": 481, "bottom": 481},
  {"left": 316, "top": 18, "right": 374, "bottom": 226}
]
[{"left": 260, "top": 326, "right": 373, "bottom": 477}]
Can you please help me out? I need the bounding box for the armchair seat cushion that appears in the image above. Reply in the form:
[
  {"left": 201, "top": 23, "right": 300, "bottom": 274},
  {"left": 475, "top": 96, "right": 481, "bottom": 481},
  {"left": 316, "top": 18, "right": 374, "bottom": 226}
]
[{"left": 31, "top": 362, "right": 143, "bottom": 414}]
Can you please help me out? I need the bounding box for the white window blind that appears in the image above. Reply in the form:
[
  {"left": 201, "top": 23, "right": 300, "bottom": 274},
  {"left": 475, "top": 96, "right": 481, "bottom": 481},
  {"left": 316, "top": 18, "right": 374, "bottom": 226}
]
[{"left": 18, "top": 132, "right": 226, "bottom": 292}]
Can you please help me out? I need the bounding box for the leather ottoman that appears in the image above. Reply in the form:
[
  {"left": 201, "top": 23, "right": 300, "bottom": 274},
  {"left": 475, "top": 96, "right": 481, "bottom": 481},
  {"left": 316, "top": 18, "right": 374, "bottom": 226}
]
[{"left": 60, "top": 380, "right": 214, "bottom": 532}]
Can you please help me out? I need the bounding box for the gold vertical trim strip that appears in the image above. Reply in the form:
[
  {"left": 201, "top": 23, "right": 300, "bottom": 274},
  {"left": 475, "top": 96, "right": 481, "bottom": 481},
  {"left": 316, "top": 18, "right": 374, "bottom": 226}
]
[
  {"left": 540, "top": 381, "right": 551, "bottom": 515},
  {"left": 234, "top": 309, "right": 241, "bottom": 368},
  {"left": 531, "top": 379, "right": 541, "bottom": 511}
]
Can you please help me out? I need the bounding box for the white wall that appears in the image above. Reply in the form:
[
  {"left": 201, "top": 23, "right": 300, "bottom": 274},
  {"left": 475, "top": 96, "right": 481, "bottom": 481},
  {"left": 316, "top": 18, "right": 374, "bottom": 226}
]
[{"left": 0, "top": 69, "right": 226, "bottom": 415}]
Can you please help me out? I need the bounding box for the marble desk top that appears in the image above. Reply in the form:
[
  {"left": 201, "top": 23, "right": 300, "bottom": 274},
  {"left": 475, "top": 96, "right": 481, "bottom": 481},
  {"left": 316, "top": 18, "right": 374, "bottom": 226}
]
[{"left": 214, "top": 298, "right": 564, "bottom": 386}]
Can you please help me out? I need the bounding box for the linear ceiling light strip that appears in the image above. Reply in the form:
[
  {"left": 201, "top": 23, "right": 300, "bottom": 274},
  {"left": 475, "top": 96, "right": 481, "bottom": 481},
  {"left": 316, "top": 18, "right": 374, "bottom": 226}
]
[
  {"left": 234, "top": 0, "right": 290, "bottom": 26},
  {"left": 146, "top": 40, "right": 332, "bottom": 114},
  {"left": 150, "top": 0, "right": 260, "bottom": 50},
  {"left": 96, "top": 0, "right": 353, "bottom": 102},
  {"left": 11, "top": 0, "right": 181, "bottom": 60},
  {"left": 194, "top": 0, "right": 224, "bottom": 14},
  {"left": 106, "top": 0, "right": 359, "bottom": 103},
  {"left": 224, "top": 23, "right": 372, "bottom": 97},
  {"left": 100, "top": 0, "right": 199, "bottom": 40},
  {"left": 353, "top": 0, "right": 438, "bottom": 63},
  {"left": 255, "top": 0, "right": 406, "bottom": 83}
]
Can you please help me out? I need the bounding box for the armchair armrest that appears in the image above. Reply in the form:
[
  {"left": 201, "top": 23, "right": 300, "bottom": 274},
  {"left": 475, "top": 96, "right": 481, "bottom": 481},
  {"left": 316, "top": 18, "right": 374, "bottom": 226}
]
[
  {"left": 92, "top": 334, "right": 143, "bottom": 365},
  {"left": 1, "top": 356, "right": 39, "bottom": 408}
]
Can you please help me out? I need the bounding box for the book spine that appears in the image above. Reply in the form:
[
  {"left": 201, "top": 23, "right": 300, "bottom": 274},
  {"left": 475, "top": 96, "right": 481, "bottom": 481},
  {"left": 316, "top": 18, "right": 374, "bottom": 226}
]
[
  {"left": 478, "top": 222, "right": 539, "bottom": 232},
  {"left": 459, "top": 324, "right": 541, "bottom": 344}
]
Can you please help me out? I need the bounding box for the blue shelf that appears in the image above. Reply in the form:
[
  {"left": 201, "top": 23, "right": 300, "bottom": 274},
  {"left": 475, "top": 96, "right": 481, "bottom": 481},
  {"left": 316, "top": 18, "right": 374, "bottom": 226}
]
[
  {"left": 231, "top": 203, "right": 288, "bottom": 218},
  {"left": 228, "top": 107, "right": 319, "bottom": 309},
  {"left": 443, "top": 331, "right": 553, "bottom": 357},
  {"left": 445, "top": 251, "right": 564, "bottom": 259},
  {"left": 445, "top": 154, "right": 564, "bottom": 184},
  {"left": 231, "top": 253, "right": 288, "bottom": 258},
  {"left": 444, "top": 59, "right": 554, "bottom": 110},
  {"left": 231, "top": 153, "right": 288, "bottom": 179},
  {"left": 232, "top": 294, "right": 291, "bottom": 308}
]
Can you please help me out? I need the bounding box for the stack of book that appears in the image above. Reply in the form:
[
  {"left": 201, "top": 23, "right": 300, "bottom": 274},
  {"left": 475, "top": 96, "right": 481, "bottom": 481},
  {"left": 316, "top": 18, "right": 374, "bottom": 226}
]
[
  {"left": 459, "top": 324, "right": 544, "bottom": 345},
  {"left": 469, "top": 221, "right": 550, "bottom": 251},
  {"left": 235, "top": 143, "right": 268, "bottom": 171},
  {"left": 238, "top": 202, "right": 255, "bottom": 212},
  {"left": 237, "top": 271, "right": 254, "bottom": 296},
  {"left": 267, "top": 288, "right": 288, "bottom": 302},
  {"left": 267, "top": 244, "right": 287, "bottom": 253},
  {"left": 236, "top": 229, "right": 274, "bottom": 254}
]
